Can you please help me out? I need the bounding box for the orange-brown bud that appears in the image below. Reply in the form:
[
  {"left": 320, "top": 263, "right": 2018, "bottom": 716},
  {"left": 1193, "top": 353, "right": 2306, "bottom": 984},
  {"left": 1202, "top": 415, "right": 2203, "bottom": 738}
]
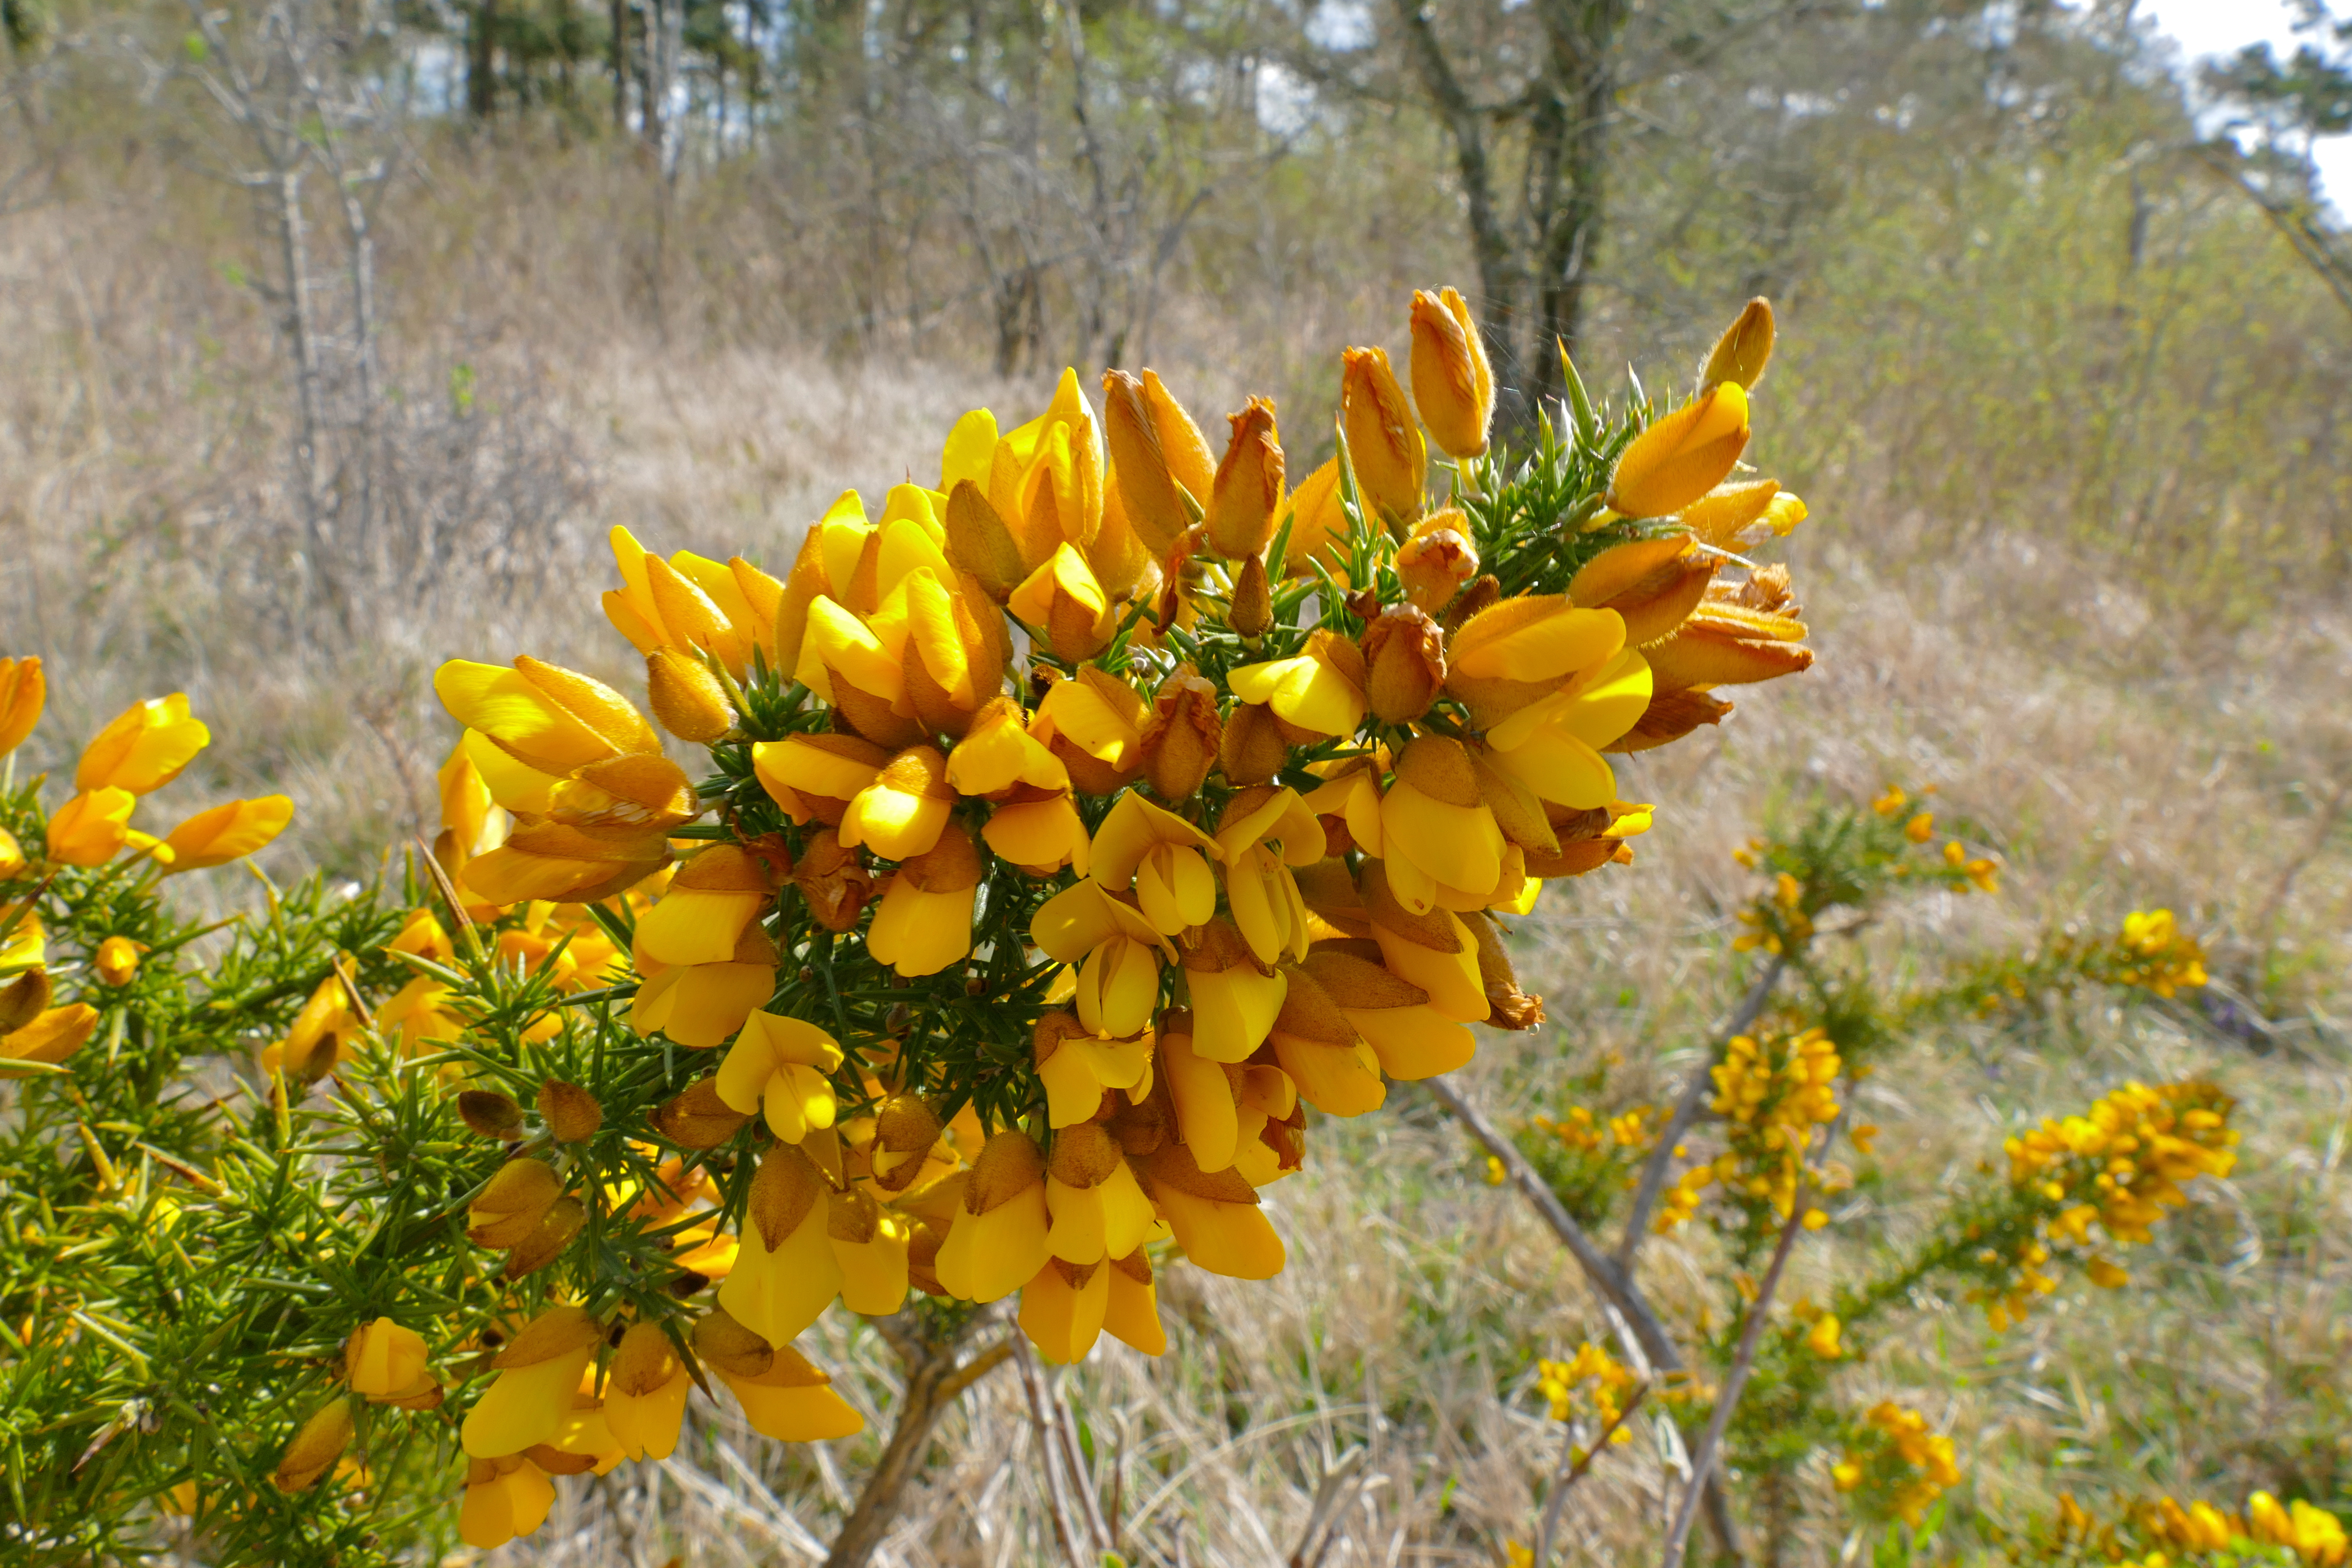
[
  {"left": 458, "top": 1089, "right": 525, "bottom": 1140},
  {"left": 1205, "top": 397, "right": 1284, "bottom": 560},
  {"left": 1341, "top": 346, "right": 1424, "bottom": 529},
  {"left": 1103, "top": 370, "right": 1197, "bottom": 558},
  {"left": 1218, "top": 702, "right": 1290, "bottom": 787},
  {"left": 1607, "top": 385, "right": 1750, "bottom": 519},
  {"left": 1359, "top": 606, "right": 1447, "bottom": 724},
  {"left": 1568, "top": 537, "right": 1718, "bottom": 645},
  {"left": 1607, "top": 688, "right": 1733, "bottom": 753},
  {"left": 646, "top": 648, "right": 734, "bottom": 744},
  {"left": 792, "top": 829, "right": 875, "bottom": 932},
  {"left": 651, "top": 1076, "right": 753, "bottom": 1148},
  {"left": 536, "top": 1081, "right": 603, "bottom": 1144},
  {"left": 1395, "top": 513, "right": 1479, "bottom": 615},
  {"left": 1140, "top": 669, "right": 1223, "bottom": 802},
  {"left": 1700, "top": 297, "right": 1775, "bottom": 391},
  {"left": 1229, "top": 551, "right": 1272, "bottom": 639},
  {"left": 1408, "top": 287, "right": 1495, "bottom": 460}
]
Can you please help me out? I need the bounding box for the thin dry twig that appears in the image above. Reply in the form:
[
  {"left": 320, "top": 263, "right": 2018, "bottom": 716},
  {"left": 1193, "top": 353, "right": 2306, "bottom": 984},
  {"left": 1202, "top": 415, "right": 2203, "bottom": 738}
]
[{"left": 1532, "top": 1381, "right": 1650, "bottom": 1566}]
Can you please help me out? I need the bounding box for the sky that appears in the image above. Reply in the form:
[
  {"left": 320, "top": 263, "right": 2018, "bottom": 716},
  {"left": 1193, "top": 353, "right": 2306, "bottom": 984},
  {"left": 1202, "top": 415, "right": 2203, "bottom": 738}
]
[{"left": 2138, "top": 0, "right": 2352, "bottom": 204}]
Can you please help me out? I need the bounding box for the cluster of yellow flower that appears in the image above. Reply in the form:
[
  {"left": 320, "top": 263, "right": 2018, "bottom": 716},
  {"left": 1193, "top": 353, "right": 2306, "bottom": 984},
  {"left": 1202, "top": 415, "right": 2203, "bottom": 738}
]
[
  {"left": 1655, "top": 1026, "right": 1842, "bottom": 1231},
  {"left": 1977, "top": 1079, "right": 2239, "bottom": 1330},
  {"left": 1533, "top": 1103, "right": 1658, "bottom": 1158},
  {"left": 375, "top": 288, "right": 1818, "bottom": 1548},
  {"left": 2100, "top": 909, "right": 2210, "bottom": 1000},
  {"left": 1832, "top": 1400, "right": 1962, "bottom": 1527},
  {"left": 0, "top": 661, "right": 291, "bottom": 1069},
  {"left": 2050, "top": 1488, "right": 2349, "bottom": 1567},
  {"left": 1533, "top": 1341, "right": 1639, "bottom": 1441}
]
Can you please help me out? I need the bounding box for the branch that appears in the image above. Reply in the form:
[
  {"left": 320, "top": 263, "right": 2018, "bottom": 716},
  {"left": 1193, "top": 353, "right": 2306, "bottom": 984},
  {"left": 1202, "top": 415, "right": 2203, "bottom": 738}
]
[
  {"left": 1618, "top": 956, "right": 1786, "bottom": 1263},
  {"left": 1660, "top": 1196, "right": 1808, "bottom": 1568},
  {"left": 1532, "top": 1381, "right": 1649, "bottom": 1566}
]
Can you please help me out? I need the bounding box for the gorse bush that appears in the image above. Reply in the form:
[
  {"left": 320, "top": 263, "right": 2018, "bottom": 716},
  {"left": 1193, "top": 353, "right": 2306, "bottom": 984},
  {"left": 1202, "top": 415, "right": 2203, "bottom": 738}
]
[{"left": 0, "top": 292, "right": 2330, "bottom": 1568}]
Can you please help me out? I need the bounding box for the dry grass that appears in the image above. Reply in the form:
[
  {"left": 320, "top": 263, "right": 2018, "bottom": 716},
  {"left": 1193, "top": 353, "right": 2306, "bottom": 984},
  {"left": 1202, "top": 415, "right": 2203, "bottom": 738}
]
[{"left": 6, "top": 160, "right": 2349, "bottom": 1565}]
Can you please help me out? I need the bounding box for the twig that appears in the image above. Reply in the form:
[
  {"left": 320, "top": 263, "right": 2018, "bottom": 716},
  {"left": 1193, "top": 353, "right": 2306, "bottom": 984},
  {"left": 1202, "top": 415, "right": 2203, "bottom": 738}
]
[
  {"left": 1052, "top": 1366, "right": 1115, "bottom": 1553},
  {"left": 1012, "top": 1333, "right": 1093, "bottom": 1568},
  {"left": 1620, "top": 957, "right": 1786, "bottom": 1263},
  {"left": 1661, "top": 1196, "right": 1809, "bottom": 1568},
  {"left": 1286, "top": 1446, "right": 1371, "bottom": 1568},
  {"left": 1533, "top": 1382, "right": 1650, "bottom": 1566}
]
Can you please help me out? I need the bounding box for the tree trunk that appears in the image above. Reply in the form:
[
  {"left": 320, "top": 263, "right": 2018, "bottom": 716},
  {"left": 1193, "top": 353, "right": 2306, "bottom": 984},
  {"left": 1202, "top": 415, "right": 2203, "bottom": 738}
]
[
  {"left": 609, "top": 0, "right": 628, "bottom": 127},
  {"left": 822, "top": 1310, "right": 1012, "bottom": 1568},
  {"left": 466, "top": 0, "right": 497, "bottom": 119}
]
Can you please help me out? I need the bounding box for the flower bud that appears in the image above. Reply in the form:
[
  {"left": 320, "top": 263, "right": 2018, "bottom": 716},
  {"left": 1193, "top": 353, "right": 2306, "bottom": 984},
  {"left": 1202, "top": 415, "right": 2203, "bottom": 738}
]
[
  {"left": 468, "top": 1158, "right": 563, "bottom": 1249},
  {"left": 0, "top": 827, "right": 23, "bottom": 879},
  {"left": 1360, "top": 606, "right": 1447, "bottom": 723},
  {"left": 1408, "top": 287, "right": 1495, "bottom": 460},
  {"left": 346, "top": 1317, "right": 438, "bottom": 1406},
  {"left": 46, "top": 788, "right": 135, "bottom": 868},
  {"left": 537, "top": 1080, "right": 603, "bottom": 1143},
  {"left": 647, "top": 648, "right": 734, "bottom": 743},
  {"left": 1205, "top": 397, "right": 1284, "bottom": 560},
  {"left": 1228, "top": 550, "right": 1273, "bottom": 638},
  {"left": 792, "top": 830, "right": 875, "bottom": 933},
  {"left": 458, "top": 1089, "right": 525, "bottom": 1140},
  {"left": 1140, "top": 669, "right": 1222, "bottom": 802},
  {"left": 1218, "top": 702, "right": 1289, "bottom": 787},
  {"left": 1395, "top": 513, "right": 1479, "bottom": 614},
  {"left": 1341, "top": 346, "right": 1425, "bottom": 528},
  {"left": 1606, "top": 384, "right": 1750, "bottom": 519},
  {"left": 1103, "top": 370, "right": 1201, "bottom": 557},
  {"left": 1700, "top": 297, "right": 1775, "bottom": 391},
  {"left": 271, "top": 1397, "right": 355, "bottom": 1494},
  {"left": 652, "top": 1075, "right": 754, "bottom": 1148},
  {"left": 1568, "top": 537, "right": 1718, "bottom": 645},
  {"left": 0, "top": 655, "right": 44, "bottom": 757}
]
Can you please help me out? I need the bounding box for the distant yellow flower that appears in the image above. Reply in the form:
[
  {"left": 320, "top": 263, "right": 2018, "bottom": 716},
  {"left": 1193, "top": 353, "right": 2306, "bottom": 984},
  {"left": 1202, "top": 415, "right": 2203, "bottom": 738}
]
[
  {"left": 76, "top": 693, "right": 209, "bottom": 796},
  {"left": 0, "top": 655, "right": 44, "bottom": 756},
  {"left": 1905, "top": 812, "right": 1934, "bottom": 844},
  {"left": 1805, "top": 1314, "right": 1842, "bottom": 1358},
  {"left": 1871, "top": 785, "right": 1906, "bottom": 817}
]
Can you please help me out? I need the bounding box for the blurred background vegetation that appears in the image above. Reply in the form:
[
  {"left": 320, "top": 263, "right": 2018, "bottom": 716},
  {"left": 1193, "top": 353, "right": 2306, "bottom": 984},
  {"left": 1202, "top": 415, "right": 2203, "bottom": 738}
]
[{"left": 1, "top": 0, "right": 2348, "bottom": 1559}]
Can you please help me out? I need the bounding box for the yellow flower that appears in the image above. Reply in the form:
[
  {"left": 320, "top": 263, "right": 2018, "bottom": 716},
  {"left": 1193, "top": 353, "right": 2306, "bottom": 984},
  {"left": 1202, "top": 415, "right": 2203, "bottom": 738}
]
[
  {"left": 459, "top": 1308, "right": 607, "bottom": 1461},
  {"left": 602, "top": 527, "right": 754, "bottom": 677},
  {"left": 936, "top": 1130, "right": 1054, "bottom": 1302},
  {"left": 1227, "top": 629, "right": 1367, "bottom": 739},
  {"left": 1265, "top": 960, "right": 1388, "bottom": 1118},
  {"left": 753, "top": 732, "right": 889, "bottom": 827},
  {"left": 1008, "top": 543, "right": 1118, "bottom": 664},
  {"left": 1407, "top": 286, "right": 1494, "bottom": 460},
  {"left": 46, "top": 787, "right": 138, "bottom": 867},
  {"left": 2, "top": 1003, "right": 100, "bottom": 1068},
  {"left": 1379, "top": 738, "right": 1504, "bottom": 917},
  {"left": 1341, "top": 345, "right": 1424, "bottom": 526},
  {"left": 719, "top": 1145, "right": 846, "bottom": 1344},
  {"left": 0, "top": 827, "right": 22, "bottom": 880},
  {"left": 839, "top": 745, "right": 955, "bottom": 862},
  {"left": 1607, "top": 383, "right": 1750, "bottom": 519},
  {"left": 1031, "top": 666, "right": 1148, "bottom": 795},
  {"left": 867, "top": 822, "right": 983, "bottom": 978},
  {"left": 946, "top": 696, "right": 1068, "bottom": 799},
  {"left": 1298, "top": 946, "right": 1473, "bottom": 1081},
  {"left": 1905, "top": 812, "right": 1934, "bottom": 844},
  {"left": 0, "top": 655, "right": 44, "bottom": 756},
  {"left": 1805, "top": 1314, "right": 1842, "bottom": 1359},
  {"left": 159, "top": 795, "right": 294, "bottom": 873},
  {"left": 1443, "top": 593, "right": 1626, "bottom": 732},
  {"left": 1177, "top": 918, "right": 1289, "bottom": 1064},
  {"left": 1032, "top": 879, "right": 1174, "bottom": 1039},
  {"left": 716, "top": 1010, "right": 843, "bottom": 1143},
  {"left": 75, "top": 694, "right": 210, "bottom": 796},
  {"left": 345, "top": 1317, "right": 438, "bottom": 1406},
  {"left": 1090, "top": 791, "right": 1222, "bottom": 936},
  {"left": 1041, "top": 1119, "right": 1157, "bottom": 1267},
  {"left": 1033, "top": 1010, "right": 1153, "bottom": 1128},
  {"left": 93, "top": 936, "right": 143, "bottom": 987},
  {"left": 1138, "top": 1141, "right": 1284, "bottom": 1279},
  {"left": 602, "top": 1321, "right": 693, "bottom": 1463},
  {"left": 459, "top": 1454, "right": 556, "bottom": 1550},
  {"left": 694, "top": 1308, "right": 864, "bottom": 1442},
  {"left": 434, "top": 656, "right": 661, "bottom": 782},
  {"left": 634, "top": 842, "right": 775, "bottom": 968}
]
